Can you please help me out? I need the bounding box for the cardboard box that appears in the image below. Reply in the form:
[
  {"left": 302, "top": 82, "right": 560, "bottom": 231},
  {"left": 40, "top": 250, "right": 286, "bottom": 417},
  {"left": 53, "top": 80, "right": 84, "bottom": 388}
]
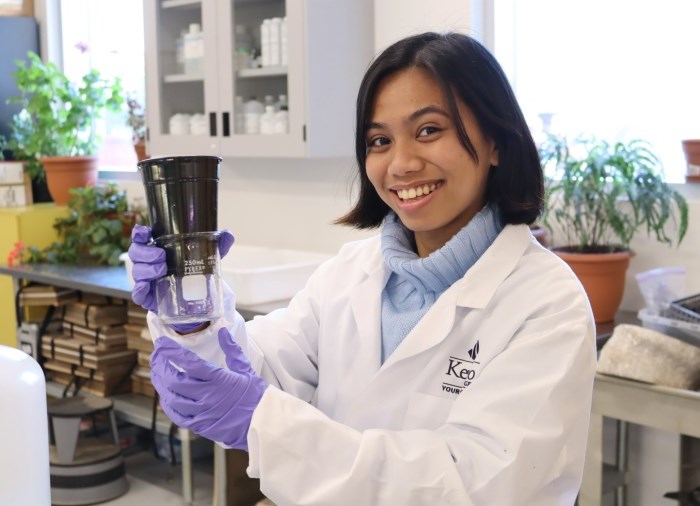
[
  {"left": 0, "top": 0, "right": 33, "bottom": 16},
  {"left": 0, "top": 175, "right": 32, "bottom": 207},
  {"left": 0, "top": 162, "right": 25, "bottom": 184}
]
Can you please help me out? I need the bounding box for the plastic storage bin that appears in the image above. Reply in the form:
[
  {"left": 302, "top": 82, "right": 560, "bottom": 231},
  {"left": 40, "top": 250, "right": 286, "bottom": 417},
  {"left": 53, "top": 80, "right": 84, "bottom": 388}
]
[
  {"left": 637, "top": 307, "right": 700, "bottom": 348},
  {"left": 221, "top": 245, "right": 331, "bottom": 306}
]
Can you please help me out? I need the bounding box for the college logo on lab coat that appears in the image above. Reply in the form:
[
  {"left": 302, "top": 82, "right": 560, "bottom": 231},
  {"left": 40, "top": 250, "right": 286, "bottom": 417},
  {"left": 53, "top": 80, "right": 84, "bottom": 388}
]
[{"left": 442, "top": 341, "right": 480, "bottom": 395}]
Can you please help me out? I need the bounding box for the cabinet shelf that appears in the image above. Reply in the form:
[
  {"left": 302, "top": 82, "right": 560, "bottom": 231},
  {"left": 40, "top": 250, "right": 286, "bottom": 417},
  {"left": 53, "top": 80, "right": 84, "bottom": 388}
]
[
  {"left": 237, "top": 66, "right": 288, "bottom": 79},
  {"left": 161, "top": 0, "right": 201, "bottom": 10},
  {"left": 163, "top": 73, "right": 204, "bottom": 83}
]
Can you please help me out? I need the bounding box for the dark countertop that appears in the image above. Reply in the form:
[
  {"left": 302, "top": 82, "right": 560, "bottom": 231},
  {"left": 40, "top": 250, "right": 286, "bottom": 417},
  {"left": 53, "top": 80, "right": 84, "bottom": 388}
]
[
  {"left": 0, "top": 263, "right": 131, "bottom": 299},
  {"left": 0, "top": 262, "right": 263, "bottom": 320}
]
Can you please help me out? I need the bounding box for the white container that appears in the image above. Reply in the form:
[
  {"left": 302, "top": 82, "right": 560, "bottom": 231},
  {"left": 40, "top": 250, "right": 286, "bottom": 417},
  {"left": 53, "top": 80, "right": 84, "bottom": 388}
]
[
  {"left": 243, "top": 97, "right": 264, "bottom": 134},
  {"left": 260, "top": 19, "right": 271, "bottom": 67},
  {"left": 275, "top": 94, "right": 288, "bottom": 111},
  {"left": 280, "top": 17, "right": 288, "bottom": 65},
  {"left": 183, "top": 23, "right": 204, "bottom": 75},
  {"left": 221, "top": 245, "right": 331, "bottom": 306},
  {"left": 269, "top": 17, "right": 282, "bottom": 66},
  {"left": 260, "top": 105, "right": 276, "bottom": 135},
  {"left": 637, "top": 307, "right": 700, "bottom": 348},
  {"left": 273, "top": 108, "right": 288, "bottom": 134},
  {"left": 189, "top": 113, "right": 207, "bottom": 136},
  {"left": 169, "top": 113, "right": 191, "bottom": 135},
  {"left": 0, "top": 346, "right": 51, "bottom": 506}
]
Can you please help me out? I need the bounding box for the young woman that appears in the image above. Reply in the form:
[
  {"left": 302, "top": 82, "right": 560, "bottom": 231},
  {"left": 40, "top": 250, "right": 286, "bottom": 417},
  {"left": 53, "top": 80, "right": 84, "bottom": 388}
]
[{"left": 130, "top": 32, "right": 596, "bottom": 505}]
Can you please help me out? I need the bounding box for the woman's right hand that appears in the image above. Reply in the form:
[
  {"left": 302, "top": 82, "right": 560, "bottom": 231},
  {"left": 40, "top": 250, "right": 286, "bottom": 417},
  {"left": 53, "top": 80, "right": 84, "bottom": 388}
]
[{"left": 128, "top": 224, "right": 235, "bottom": 313}]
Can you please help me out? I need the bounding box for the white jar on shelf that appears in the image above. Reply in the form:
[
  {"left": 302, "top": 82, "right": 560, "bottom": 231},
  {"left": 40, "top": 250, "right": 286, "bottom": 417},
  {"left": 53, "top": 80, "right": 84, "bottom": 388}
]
[
  {"left": 280, "top": 17, "right": 288, "bottom": 66},
  {"left": 243, "top": 97, "right": 264, "bottom": 134},
  {"left": 273, "top": 109, "right": 288, "bottom": 134},
  {"left": 183, "top": 23, "right": 204, "bottom": 75},
  {"left": 189, "top": 113, "right": 207, "bottom": 136},
  {"left": 260, "top": 106, "right": 276, "bottom": 135},
  {"left": 269, "top": 17, "right": 282, "bottom": 66},
  {"left": 169, "top": 113, "right": 191, "bottom": 135},
  {"left": 260, "top": 19, "right": 271, "bottom": 67}
]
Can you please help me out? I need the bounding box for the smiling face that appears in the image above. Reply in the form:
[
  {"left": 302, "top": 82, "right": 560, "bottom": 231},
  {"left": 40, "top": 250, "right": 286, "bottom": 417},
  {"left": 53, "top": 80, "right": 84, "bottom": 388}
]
[{"left": 365, "top": 67, "right": 498, "bottom": 257}]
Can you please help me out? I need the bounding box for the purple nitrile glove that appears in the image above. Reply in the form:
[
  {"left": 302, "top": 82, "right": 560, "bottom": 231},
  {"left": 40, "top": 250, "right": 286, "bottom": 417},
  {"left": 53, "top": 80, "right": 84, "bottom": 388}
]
[
  {"left": 128, "top": 224, "right": 235, "bottom": 315},
  {"left": 149, "top": 328, "right": 267, "bottom": 450}
]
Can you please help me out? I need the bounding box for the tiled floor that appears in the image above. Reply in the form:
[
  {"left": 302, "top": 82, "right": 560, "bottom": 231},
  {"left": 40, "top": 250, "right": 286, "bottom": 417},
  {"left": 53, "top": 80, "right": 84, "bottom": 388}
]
[
  {"left": 97, "top": 450, "right": 275, "bottom": 506},
  {"left": 102, "top": 450, "right": 214, "bottom": 505}
]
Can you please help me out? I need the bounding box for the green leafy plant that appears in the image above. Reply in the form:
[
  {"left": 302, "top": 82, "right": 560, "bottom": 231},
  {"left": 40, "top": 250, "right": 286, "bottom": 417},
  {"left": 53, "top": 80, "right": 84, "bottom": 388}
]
[
  {"left": 125, "top": 92, "right": 146, "bottom": 144},
  {"left": 540, "top": 134, "right": 688, "bottom": 253},
  {"left": 4, "top": 52, "right": 123, "bottom": 180},
  {"left": 24, "top": 183, "right": 142, "bottom": 266}
]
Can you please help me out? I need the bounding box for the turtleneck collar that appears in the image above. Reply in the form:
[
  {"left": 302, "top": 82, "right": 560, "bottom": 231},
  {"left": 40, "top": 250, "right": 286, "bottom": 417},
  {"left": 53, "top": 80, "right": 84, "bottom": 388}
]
[{"left": 381, "top": 206, "right": 504, "bottom": 294}]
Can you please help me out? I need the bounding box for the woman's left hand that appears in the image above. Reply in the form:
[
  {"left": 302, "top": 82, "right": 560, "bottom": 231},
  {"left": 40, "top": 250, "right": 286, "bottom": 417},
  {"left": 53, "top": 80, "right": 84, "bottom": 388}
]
[{"left": 150, "top": 330, "right": 267, "bottom": 450}]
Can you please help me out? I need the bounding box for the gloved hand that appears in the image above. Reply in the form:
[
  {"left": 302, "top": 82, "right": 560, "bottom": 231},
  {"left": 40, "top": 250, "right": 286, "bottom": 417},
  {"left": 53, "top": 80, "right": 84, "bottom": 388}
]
[
  {"left": 150, "top": 327, "right": 267, "bottom": 450},
  {"left": 128, "top": 224, "right": 235, "bottom": 313}
]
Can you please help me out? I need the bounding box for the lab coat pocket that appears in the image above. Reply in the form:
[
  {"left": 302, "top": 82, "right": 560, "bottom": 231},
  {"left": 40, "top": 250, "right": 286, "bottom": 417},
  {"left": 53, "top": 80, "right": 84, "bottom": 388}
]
[{"left": 403, "top": 392, "right": 454, "bottom": 430}]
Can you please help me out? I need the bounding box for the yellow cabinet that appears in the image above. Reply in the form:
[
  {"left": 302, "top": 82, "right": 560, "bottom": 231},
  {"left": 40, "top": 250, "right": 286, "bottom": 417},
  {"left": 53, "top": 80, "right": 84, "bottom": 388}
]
[{"left": 0, "top": 204, "right": 68, "bottom": 347}]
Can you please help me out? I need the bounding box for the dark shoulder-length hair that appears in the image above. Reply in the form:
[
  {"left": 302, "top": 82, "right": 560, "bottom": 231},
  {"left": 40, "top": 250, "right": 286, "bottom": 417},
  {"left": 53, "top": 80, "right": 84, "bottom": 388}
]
[{"left": 336, "top": 31, "right": 543, "bottom": 229}]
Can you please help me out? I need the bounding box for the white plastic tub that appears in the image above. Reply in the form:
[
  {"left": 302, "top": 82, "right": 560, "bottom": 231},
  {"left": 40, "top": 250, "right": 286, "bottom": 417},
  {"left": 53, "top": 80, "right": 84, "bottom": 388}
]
[
  {"left": 637, "top": 307, "right": 700, "bottom": 348},
  {"left": 221, "top": 245, "right": 331, "bottom": 306}
]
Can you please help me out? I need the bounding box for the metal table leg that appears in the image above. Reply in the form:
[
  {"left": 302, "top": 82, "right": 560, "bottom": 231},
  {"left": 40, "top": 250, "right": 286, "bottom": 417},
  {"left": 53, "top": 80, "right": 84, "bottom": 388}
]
[
  {"left": 213, "top": 444, "right": 227, "bottom": 506},
  {"left": 179, "top": 427, "right": 194, "bottom": 504},
  {"left": 580, "top": 412, "right": 604, "bottom": 506},
  {"left": 614, "top": 420, "right": 629, "bottom": 506}
]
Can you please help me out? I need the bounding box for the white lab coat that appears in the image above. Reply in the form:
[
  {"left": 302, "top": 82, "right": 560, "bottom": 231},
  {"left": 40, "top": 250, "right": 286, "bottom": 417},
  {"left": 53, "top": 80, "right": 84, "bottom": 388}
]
[{"left": 148, "top": 224, "right": 597, "bottom": 506}]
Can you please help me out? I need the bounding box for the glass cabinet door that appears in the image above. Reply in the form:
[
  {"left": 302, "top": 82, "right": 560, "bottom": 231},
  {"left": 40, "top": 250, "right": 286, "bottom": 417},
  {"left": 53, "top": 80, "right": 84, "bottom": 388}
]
[
  {"left": 144, "top": 0, "right": 220, "bottom": 157},
  {"left": 215, "top": 0, "right": 306, "bottom": 157}
]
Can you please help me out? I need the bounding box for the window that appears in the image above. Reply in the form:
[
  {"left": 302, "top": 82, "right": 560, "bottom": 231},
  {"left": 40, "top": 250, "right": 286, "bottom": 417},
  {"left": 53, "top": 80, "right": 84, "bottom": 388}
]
[
  {"left": 60, "top": 0, "right": 145, "bottom": 172},
  {"left": 493, "top": 0, "right": 700, "bottom": 182}
]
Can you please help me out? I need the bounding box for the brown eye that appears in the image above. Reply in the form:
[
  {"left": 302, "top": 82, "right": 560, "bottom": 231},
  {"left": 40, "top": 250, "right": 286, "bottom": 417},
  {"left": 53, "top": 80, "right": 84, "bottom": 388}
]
[
  {"left": 418, "top": 126, "right": 441, "bottom": 137},
  {"left": 368, "top": 136, "right": 390, "bottom": 148}
]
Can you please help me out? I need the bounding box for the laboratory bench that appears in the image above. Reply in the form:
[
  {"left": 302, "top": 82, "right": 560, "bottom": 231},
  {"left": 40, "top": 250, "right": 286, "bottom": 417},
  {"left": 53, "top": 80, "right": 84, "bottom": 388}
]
[
  {"left": 584, "top": 313, "right": 700, "bottom": 506},
  {"left": 0, "top": 261, "right": 273, "bottom": 505}
]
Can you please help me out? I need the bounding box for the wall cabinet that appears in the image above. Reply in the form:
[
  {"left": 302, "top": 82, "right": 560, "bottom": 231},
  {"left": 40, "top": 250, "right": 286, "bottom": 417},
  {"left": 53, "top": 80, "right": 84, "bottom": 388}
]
[{"left": 144, "top": 0, "right": 373, "bottom": 159}]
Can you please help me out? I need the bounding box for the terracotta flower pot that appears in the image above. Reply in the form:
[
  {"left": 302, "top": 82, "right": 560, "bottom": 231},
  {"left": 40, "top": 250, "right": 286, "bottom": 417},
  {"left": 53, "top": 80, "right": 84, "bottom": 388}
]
[
  {"left": 40, "top": 156, "right": 99, "bottom": 206},
  {"left": 682, "top": 139, "right": 700, "bottom": 181},
  {"left": 554, "top": 249, "right": 632, "bottom": 323},
  {"left": 133, "top": 142, "right": 148, "bottom": 162}
]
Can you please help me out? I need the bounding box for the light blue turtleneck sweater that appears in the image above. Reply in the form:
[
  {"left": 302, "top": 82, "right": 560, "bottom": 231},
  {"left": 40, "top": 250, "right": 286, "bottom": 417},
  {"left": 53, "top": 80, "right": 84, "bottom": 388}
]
[{"left": 380, "top": 206, "right": 503, "bottom": 362}]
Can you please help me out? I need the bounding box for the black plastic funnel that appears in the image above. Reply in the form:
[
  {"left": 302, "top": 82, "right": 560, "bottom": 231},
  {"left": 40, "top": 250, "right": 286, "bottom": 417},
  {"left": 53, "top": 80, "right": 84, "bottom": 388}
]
[
  {"left": 138, "top": 155, "right": 221, "bottom": 239},
  {"left": 138, "top": 155, "right": 222, "bottom": 277}
]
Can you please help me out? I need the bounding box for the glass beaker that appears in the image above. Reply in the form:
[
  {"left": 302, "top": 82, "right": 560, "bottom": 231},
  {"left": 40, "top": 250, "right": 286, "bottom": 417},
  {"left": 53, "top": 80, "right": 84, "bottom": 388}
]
[{"left": 138, "top": 155, "right": 223, "bottom": 324}]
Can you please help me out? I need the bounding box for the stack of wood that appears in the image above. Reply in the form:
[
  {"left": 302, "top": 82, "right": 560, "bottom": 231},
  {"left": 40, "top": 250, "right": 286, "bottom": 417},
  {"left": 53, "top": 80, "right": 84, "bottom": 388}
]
[
  {"left": 125, "top": 302, "right": 156, "bottom": 398},
  {"left": 41, "top": 294, "right": 136, "bottom": 397},
  {"left": 19, "top": 284, "right": 79, "bottom": 307}
]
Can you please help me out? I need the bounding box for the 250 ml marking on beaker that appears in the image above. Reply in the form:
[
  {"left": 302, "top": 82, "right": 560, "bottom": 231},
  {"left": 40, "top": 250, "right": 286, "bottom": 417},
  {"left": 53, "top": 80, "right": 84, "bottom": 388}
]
[{"left": 184, "top": 258, "right": 206, "bottom": 275}]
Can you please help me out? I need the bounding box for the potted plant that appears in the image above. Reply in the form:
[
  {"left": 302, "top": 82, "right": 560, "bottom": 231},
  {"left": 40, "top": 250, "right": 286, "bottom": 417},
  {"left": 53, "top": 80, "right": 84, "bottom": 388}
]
[
  {"left": 126, "top": 92, "right": 148, "bottom": 162},
  {"left": 5, "top": 52, "right": 123, "bottom": 206},
  {"left": 540, "top": 134, "right": 688, "bottom": 323},
  {"left": 17, "top": 183, "right": 142, "bottom": 266}
]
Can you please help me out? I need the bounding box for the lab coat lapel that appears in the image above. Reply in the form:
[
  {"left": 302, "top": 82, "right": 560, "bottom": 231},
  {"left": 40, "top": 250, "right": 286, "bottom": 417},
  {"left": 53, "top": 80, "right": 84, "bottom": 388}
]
[
  {"left": 454, "top": 224, "right": 533, "bottom": 309},
  {"left": 380, "top": 224, "right": 532, "bottom": 368},
  {"left": 348, "top": 258, "right": 388, "bottom": 378}
]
